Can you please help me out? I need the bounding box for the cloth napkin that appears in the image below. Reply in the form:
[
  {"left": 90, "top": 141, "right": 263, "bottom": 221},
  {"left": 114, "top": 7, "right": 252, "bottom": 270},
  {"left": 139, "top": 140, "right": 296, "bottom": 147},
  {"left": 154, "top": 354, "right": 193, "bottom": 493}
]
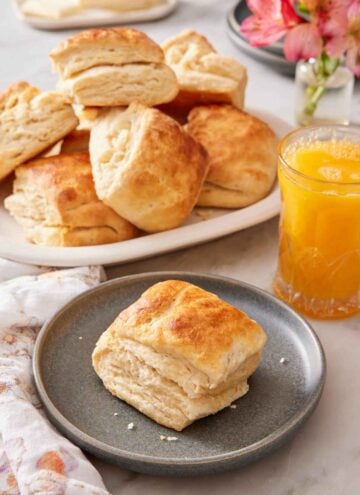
[{"left": 0, "top": 259, "right": 111, "bottom": 495}]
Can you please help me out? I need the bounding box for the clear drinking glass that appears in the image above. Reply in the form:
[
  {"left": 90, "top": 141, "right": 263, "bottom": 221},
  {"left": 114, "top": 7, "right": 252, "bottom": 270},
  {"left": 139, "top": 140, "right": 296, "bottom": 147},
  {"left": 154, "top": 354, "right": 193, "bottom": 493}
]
[{"left": 273, "top": 125, "right": 360, "bottom": 319}]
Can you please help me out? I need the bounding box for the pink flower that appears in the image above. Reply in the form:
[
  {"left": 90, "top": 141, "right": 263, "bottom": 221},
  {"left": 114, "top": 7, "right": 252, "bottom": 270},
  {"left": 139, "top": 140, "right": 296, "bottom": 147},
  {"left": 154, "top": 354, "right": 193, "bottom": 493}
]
[
  {"left": 345, "top": 1, "right": 360, "bottom": 75},
  {"left": 322, "top": 0, "right": 360, "bottom": 75},
  {"left": 284, "top": 23, "right": 323, "bottom": 60},
  {"left": 317, "top": 1, "right": 351, "bottom": 56},
  {"left": 240, "top": 0, "right": 323, "bottom": 60},
  {"left": 240, "top": 0, "right": 300, "bottom": 46}
]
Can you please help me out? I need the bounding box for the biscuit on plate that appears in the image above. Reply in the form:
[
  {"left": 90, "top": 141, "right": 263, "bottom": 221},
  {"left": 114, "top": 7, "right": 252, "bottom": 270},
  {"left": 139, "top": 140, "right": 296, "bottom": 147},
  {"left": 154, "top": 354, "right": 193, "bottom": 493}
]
[
  {"left": 186, "top": 105, "right": 277, "bottom": 208},
  {"left": 50, "top": 27, "right": 164, "bottom": 78},
  {"left": 61, "top": 129, "right": 90, "bottom": 153},
  {"left": 72, "top": 105, "right": 100, "bottom": 130},
  {"left": 160, "top": 30, "right": 247, "bottom": 117},
  {"left": 51, "top": 28, "right": 178, "bottom": 107},
  {"left": 0, "top": 81, "right": 78, "bottom": 181},
  {"left": 57, "top": 64, "right": 178, "bottom": 107},
  {"left": 4, "top": 152, "right": 139, "bottom": 247},
  {"left": 92, "top": 279, "right": 267, "bottom": 431},
  {"left": 89, "top": 103, "right": 209, "bottom": 232}
]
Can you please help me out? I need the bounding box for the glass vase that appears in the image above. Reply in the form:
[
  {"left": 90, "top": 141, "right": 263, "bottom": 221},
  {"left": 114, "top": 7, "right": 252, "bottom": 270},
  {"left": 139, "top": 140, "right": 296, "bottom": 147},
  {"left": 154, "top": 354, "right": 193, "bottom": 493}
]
[{"left": 295, "top": 59, "right": 354, "bottom": 126}]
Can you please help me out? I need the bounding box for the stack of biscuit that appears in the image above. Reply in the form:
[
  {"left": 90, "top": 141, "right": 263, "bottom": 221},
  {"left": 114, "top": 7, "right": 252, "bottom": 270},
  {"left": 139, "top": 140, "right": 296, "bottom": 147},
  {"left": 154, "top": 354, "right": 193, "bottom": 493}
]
[
  {"left": 50, "top": 28, "right": 179, "bottom": 107},
  {"left": 1, "top": 27, "right": 277, "bottom": 247}
]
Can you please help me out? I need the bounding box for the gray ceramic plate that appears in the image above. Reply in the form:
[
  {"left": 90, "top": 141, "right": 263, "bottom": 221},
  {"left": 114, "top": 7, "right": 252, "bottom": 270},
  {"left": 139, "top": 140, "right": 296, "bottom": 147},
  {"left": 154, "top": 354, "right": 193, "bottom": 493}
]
[
  {"left": 227, "top": 1, "right": 296, "bottom": 75},
  {"left": 33, "top": 272, "right": 325, "bottom": 476}
]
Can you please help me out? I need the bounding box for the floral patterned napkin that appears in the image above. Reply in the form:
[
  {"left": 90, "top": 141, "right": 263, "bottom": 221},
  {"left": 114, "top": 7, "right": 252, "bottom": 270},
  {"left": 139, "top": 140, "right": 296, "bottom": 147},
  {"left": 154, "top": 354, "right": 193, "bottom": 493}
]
[{"left": 0, "top": 259, "right": 111, "bottom": 495}]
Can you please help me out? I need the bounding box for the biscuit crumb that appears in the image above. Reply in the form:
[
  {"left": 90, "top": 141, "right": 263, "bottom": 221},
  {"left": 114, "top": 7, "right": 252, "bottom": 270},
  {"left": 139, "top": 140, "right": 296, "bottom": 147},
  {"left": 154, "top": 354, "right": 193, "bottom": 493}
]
[
  {"left": 127, "top": 422, "right": 135, "bottom": 430},
  {"left": 280, "top": 357, "right": 289, "bottom": 365},
  {"left": 194, "top": 209, "right": 214, "bottom": 221},
  {"left": 78, "top": 336, "right": 83, "bottom": 340},
  {"left": 160, "top": 435, "right": 178, "bottom": 441},
  {"left": 230, "top": 404, "right": 237, "bottom": 409}
]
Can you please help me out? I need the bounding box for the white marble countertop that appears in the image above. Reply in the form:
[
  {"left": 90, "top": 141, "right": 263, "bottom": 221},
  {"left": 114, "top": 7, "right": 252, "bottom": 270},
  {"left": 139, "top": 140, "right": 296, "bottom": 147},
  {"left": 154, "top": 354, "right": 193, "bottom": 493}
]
[{"left": 1, "top": 1, "right": 359, "bottom": 494}]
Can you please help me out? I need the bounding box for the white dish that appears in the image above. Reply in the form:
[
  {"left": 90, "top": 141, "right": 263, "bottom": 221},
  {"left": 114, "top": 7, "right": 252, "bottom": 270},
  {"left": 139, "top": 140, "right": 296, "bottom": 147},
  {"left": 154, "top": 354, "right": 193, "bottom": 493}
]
[
  {"left": 12, "top": 0, "right": 178, "bottom": 30},
  {"left": 0, "top": 109, "right": 292, "bottom": 267}
]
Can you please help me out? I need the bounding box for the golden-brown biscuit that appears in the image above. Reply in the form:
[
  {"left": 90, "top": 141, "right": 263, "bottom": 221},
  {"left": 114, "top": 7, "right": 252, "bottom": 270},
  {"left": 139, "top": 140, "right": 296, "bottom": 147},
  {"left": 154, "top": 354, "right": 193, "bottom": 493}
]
[
  {"left": 0, "top": 81, "right": 78, "bottom": 181},
  {"left": 60, "top": 129, "right": 90, "bottom": 153},
  {"left": 92, "top": 279, "right": 267, "bottom": 431},
  {"left": 72, "top": 105, "right": 101, "bottom": 130},
  {"left": 50, "top": 27, "right": 165, "bottom": 78},
  {"left": 161, "top": 30, "right": 247, "bottom": 117},
  {"left": 51, "top": 28, "right": 178, "bottom": 107},
  {"left": 186, "top": 105, "right": 277, "bottom": 208},
  {"left": 90, "top": 103, "right": 209, "bottom": 232},
  {"left": 57, "top": 63, "right": 178, "bottom": 107},
  {"left": 4, "top": 152, "right": 139, "bottom": 246}
]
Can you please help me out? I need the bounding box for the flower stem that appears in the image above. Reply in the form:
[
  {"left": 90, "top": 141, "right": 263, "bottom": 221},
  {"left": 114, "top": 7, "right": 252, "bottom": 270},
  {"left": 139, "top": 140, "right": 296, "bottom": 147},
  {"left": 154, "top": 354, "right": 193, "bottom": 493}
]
[
  {"left": 302, "top": 53, "right": 340, "bottom": 121},
  {"left": 304, "top": 84, "right": 327, "bottom": 117}
]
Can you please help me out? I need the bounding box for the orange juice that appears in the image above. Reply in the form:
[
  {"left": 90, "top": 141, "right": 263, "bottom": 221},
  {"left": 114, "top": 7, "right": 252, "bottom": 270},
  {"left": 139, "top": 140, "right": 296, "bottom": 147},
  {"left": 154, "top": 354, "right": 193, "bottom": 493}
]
[{"left": 273, "top": 127, "right": 360, "bottom": 319}]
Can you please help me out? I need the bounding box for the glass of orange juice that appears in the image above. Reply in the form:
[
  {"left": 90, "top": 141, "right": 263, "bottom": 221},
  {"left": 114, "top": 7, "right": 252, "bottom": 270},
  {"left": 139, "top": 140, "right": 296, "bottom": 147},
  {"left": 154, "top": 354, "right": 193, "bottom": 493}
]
[{"left": 273, "top": 125, "right": 360, "bottom": 319}]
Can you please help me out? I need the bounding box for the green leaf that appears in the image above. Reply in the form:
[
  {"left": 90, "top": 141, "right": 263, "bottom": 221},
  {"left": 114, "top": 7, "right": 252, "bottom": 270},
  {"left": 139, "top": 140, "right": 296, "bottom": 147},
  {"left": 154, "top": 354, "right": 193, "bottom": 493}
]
[
  {"left": 324, "top": 57, "right": 340, "bottom": 76},
  {"left": 296, "top": 2, "right": 310, "bottom": 18}
]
